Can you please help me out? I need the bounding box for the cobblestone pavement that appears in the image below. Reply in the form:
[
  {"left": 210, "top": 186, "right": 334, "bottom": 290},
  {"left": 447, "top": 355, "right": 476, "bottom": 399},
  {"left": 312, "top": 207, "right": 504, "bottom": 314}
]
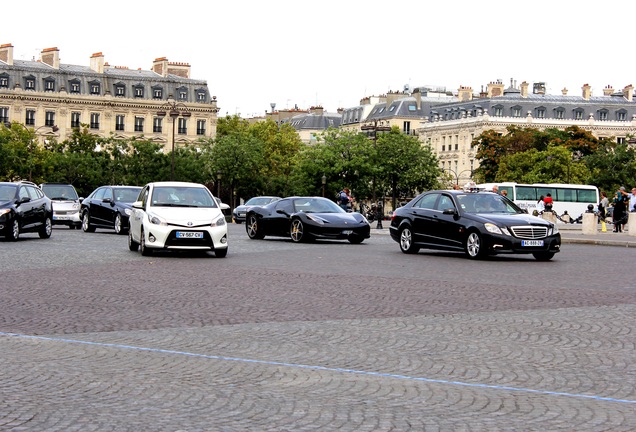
[{"left": 1, "top": 226, "right": 635, "bottom": 431}]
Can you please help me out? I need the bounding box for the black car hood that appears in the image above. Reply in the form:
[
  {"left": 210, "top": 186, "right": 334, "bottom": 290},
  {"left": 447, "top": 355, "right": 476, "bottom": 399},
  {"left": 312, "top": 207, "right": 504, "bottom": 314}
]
[
  {"left": 470, "top": 213, "right": 551, "bottom": 226},
  {"left": 303, "top": 212, "right": 367, "bottom": 224}
]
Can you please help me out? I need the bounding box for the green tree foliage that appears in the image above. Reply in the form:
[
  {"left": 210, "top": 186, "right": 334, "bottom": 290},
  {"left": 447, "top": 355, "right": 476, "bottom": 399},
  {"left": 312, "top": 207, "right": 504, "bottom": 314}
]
[{"left": 585, "top": 139, "right": 636, "bottom": 193}]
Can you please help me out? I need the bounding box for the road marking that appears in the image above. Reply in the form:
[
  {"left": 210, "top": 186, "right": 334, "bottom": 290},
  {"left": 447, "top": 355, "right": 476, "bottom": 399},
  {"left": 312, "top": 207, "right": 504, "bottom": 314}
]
[{"left": 3, "top": 331, "right": 635, "bottom": 405}]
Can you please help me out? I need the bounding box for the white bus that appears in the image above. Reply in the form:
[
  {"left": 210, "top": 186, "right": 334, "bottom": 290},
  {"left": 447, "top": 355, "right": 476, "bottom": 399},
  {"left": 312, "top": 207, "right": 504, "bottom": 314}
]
[{"left": 477, "top": 182, "right": 599, "bottom": 219}]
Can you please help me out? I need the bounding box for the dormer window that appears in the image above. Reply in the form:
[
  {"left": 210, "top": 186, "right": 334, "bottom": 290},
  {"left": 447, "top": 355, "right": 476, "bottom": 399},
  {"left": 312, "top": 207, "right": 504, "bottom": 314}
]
[
  {"left": 44, "top": 77, "right": 55, "bottom": 92},
  {"left": 0, "top": 74, "right": 9, "bottom": 88},
  {"left": 535, "top": 107, "right": 546, "bottom": 118},
  {"left": 69, "top": 79, "right": 81, "bottom": 94},
  {"left": 177, "top": 87, "right": 188, "bottom": 101},
  {"left": 493, "top": 105, "right": 503, "bottom": 116},
  {"left": 573, "top": 108, "right": 584, "bottom": 120},
  {"left": 598, "top": 109, "right": 608, "bottom": 121},
  {"left": 511, "top": 105, "right": 522, "bottom": 117},
  {"left": 89, "top": 81, "right": 101, "bottom": 95},
  {"left": 25, "top": 76, "right": 36, "bottom": 90},
  {"left": 152, "top": 86, "right": 163, "bottom": 99},
  {"left": 196, "top": 90, "right": 206, "bottom": 102},
  {"left": 616, "top": 109, "right": 627, "bottom": 121},
  {"left": 134, "top": 84, "right": 144, "bottom": 98},
  {"left": 554, "top": 107, "right": 565, "bottom": 119},
  {"left": 114, "top": 83, "right": 126, "bottom": 97}
]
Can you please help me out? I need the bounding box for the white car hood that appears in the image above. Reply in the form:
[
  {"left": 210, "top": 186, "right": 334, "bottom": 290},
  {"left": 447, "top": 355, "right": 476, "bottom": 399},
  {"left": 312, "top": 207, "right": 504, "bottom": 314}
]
[{"left": 149, "top": 206, "right": 224, "bottom": 225}]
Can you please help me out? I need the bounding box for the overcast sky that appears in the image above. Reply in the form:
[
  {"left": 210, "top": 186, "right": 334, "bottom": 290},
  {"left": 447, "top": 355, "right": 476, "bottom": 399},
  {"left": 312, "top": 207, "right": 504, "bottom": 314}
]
[{"left": 3, "top": 1, "right": 633, "bottom": 118}]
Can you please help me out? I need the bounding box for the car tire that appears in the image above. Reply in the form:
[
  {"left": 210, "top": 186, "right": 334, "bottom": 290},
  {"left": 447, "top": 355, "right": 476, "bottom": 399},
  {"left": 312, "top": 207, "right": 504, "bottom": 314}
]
[
  {"left": 7, "top": 219, "right": 20, "bottom": 241},
  {"left": 464, "top": 231, "right": 486, "bottom": 259},
  {"left": 399, "top": 226, "right": 420, "bottom": 254},
  {"left": 140, "top": 229, "right": 153, "bottom": 256},
  {"left": 38, "top": 217, "right": 52, "bottom": 239},
  {"left": 128, "top": 229, "right": 139, "bottom": 251},
  {"left": 246, "top": 215, "right": 265, "bottom": 239},
  {"left": 290, "top": 219, "right": 305, "bottom": 243},
  {"left": 114, "top": 213, "right": 125, "bottom": 235},
  {"left": 82, "top": 212, "right": 96, "bottom": 232},
  {"left": 532, "top": 252, "right": 555, "bottom": 261},
  {"left": 215, "top": 248, "right": 228, "bottom": 258}
]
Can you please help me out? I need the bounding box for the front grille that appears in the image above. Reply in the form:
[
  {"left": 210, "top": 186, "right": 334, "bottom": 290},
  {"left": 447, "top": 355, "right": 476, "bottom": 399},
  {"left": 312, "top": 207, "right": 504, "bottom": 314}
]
[
  {"left": 165, "top": 231, "right": 213, "bottom": 247},
  {"left": 511, "top": 226, "right": 548, "bottom": 239}
]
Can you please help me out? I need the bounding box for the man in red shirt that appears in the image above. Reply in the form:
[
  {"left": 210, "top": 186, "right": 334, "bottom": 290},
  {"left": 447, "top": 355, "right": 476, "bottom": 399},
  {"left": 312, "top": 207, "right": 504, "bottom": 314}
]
[{"left": 543, "top": 193, "right": 554, "bottom": 212}]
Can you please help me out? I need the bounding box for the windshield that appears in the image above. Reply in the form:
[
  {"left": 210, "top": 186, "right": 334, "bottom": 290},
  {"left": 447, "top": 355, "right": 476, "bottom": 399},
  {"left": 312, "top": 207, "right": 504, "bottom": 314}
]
[
  {"left": 151, "top": 186, "right": 216, "bottom": 208},
  {"left": 41, "top": 184, "right": 79, "bottom": 200},
  {"left": 292, "top": 197, "right": 345, "bottom": 213},
  {"left": 246, "top": 197, "right": 276, "bottom": 206},
  {"left": 456, "top": 194, "right": 522, "bottom": 214},
  {"left": 0, "top": 185, "right": 17, "bottom": 201},
  {"left": 114, "top": 188, "right": 141, "bottom": 203}
]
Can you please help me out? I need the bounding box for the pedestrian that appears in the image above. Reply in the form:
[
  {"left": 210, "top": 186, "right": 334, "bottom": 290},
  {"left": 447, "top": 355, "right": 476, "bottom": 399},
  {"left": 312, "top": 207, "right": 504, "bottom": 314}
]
[
  {"left": 492, "top": 184, "right": 499, "bottom": 194},
  {"left": 612, "top": 187, "right": 629, "bottom": 232},
  {"left": 598, "top": 191, "right": 609, "bottom": 222},
  {"left": 535, "top": 195, "right": 545, "bottom": 215},
  {"left": 337, "top": 188, "right": 351, "bottom": 211},
  {"left": 501, "top": 189, "right": 508, "bottom": 198},
  {"left": 630, "top": 187, "right": 636, "bottom": 213},
  {"left": 543, "top": 193, "right": 554, "bottom": 213}
]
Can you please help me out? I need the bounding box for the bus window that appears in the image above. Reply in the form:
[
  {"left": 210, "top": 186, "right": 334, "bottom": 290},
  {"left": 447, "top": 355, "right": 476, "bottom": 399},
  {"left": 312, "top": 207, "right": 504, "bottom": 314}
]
[
  {"left": 500, "top": 186, "right": 513, "bottom": 199},
  {"left": 536, "top": 187, "right": 556, "bottom": 200},
  {"left": 516, "top": 186, "right": 536, "bottom": 201},
  {"left": 558, "top": 188, "right": 576, "bottom": 202},
  {"left": 578, "top": 189, "right": 597, "bottom": 203}
]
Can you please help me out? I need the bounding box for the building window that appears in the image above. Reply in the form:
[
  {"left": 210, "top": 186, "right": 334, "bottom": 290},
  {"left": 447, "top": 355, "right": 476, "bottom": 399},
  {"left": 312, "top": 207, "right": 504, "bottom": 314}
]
[
  {"left": 512, "top": 106, "right": 521, "bottom": 117},
  {"left": 0, "top": 107, "right": 8, "bottom": 124},
  {"left": 153, "top": 117, "right": 163, "bottom": 133},
  {"left": 442, "top": 145, "right": 446, "bottom": 152},
  {"left": 617, "top": 110, "right": 627, "bottom": 121},
  {"left": 153, "top": 88, "right": 163, "bottom": 99},
  {"left": 178, "top": 117, "right": 187, "bottom": 134},
  {"left": 574, "top": 109, "right": 584, "bottom": 120},
  {"left": 196, "top": 119, "right": 206, "bottom": 135},
  {"left": 44, "top": 79, "right": 55, "bottom": 92},
  {"left": 555, "top": 108, "right": 564, "bottom": 119},
  {"left": 494, "top": 106, "right": 503, "bottom": 116},
  {"left": 134, "top": 85, "right": 144, "bottom": 98},
  {"left": 536, "top": 108, "right": 545, "bottom": 118},
  {"left": 90, "top": 83, "right": 101, "bottom": 95},
  {"left": 25, "top": 110, "right": 35, "bottom": 126},
  {"left": 403, "top": 121, "right": 410, "bottom": 134},
  {"left": 45, "top": 111, "right": 55, "bottom": 127},
  {"left": 25, "top": 78, "right": 35, "bottom": 90},
  {"left": 115, "top": 85, "right": 126, "bottom": 97},
  {"left": 617, "top": 137, "right": 626, "bottom": 144},
  {"left": 116, "top": 115, "right": 125, "bottom": 131},
  {"left": 598, "top": 110, "right": 608, "bottom": 121},
  {"left": 71, "top": 112, "right": 81, "bottom": 128},
  {"left": 69, "top": 80, "right": 81, "bottom": 94},
  {"left": 0, "top": 75, "right": 9, "bottom": 88},
  {"left": 134, "top": 117, "right": 144, "bottom": 132},
  {"left": 455, "top": 143, "right": 459, "bottom": 151},
  {"left": 90, "top": 113, "right": 100, "bottom": 129},
  {"left": 178, "top": 90, "right": 187, "bottom": 101},
  {"left": 196, "top": 91, "right": 206, "bottom": 102}
]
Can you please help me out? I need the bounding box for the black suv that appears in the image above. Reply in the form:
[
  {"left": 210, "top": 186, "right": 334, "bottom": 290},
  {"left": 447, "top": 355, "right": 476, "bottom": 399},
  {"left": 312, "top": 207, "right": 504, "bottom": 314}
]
[{"left": 0, "top": 181, "right": 54, "bottom": 241}]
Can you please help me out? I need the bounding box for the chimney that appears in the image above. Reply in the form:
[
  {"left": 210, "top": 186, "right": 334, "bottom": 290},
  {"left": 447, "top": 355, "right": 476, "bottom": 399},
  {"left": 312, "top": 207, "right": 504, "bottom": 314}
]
[
  {"left": 413, "top": 89, "right": 422, "bottom": 109},
  {"left": 582, "top": 83, "right": 591, "bottom": 100},
  {"left": 603, "top": 85, "right": 614, "bottom": 96},
  {"left": 562, "top": 88, "right": 568, "bottom": 96},
  {"left": 167, "top": 61, "right": 191, "bottom": 79},
  {"left": 152, "top": 57, "right": 169, "bottom": 77},
  {"left": 360, "top": 97, "right": 371, "bottom": 106},
  {"left": 0, "top": 43, "right": 14, "bottom": 65},
  {"left": 623, "top": 84, "right": 633, "bottom": 102},
  {"left": 90, "top": 52, "right": 105, "bottom": 73},
  {"left": 40, "top": 47, "right": 60, "bottom": 69},
  {"left": 487, "top": 80, "right": 505, "bottom": 97},
  {"left": 386, "top": 90, "right": 404, "bottom": 106},
  {"left": 458, "top": 86, "right": 473, "bottom": 102},
  {"left": 520, "top": 81, "right": 529, "bottom": 98}
]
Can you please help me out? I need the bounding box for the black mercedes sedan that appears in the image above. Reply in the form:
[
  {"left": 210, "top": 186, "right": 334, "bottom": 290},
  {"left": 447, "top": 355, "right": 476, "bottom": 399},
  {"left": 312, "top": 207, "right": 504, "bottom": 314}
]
[
  {"left": 81, "top": 185, "right": 142, "bottom": 234},
  {"left": 245, "top": 196, "right": 371, "bottom": 243},
  {"left": 0, "top": 181, "right": 53, "bottom": 241},
  {"left": 389, "top": 190, "right": 561, "bottom": 260}
]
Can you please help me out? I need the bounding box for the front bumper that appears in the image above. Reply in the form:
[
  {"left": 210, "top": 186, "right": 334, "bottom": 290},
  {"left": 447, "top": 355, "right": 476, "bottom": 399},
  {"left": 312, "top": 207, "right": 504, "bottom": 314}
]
[
  {"left": 485, "top": 233, "right": 561, "bottom": 255},
  {"left": 143, "top": 224, "right": 228, "bottom": 251}
]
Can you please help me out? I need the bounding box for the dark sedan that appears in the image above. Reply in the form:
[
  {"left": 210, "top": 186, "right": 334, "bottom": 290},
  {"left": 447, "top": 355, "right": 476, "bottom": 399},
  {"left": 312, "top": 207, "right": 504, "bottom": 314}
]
[
  {"left": 81, "top": 185, "right": 142, "bottom": 234},
  {"left": 0, "top": 181, "right": 53, "bottom": 241},
  {"left": 233, "top": 196, "right": 281, "bottom": 223},
  {"left": 389, "top": 190, "right": 561, "bottom": 260},
  {"left": 245, "top": 196, "right": 370, "bottom": 243}
]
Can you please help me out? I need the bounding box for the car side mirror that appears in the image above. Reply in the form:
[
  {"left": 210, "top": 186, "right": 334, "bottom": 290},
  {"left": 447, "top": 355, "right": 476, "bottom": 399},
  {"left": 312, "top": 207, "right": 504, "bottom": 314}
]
[
  {"left": 442, "top": 208, "right": 457, "bottom": 215},
  {"left": 276, "top": 209, "right": 289, "bottom": 216},
  {"left": 132, "top": 201, "right": 143, "bottom": 209}
]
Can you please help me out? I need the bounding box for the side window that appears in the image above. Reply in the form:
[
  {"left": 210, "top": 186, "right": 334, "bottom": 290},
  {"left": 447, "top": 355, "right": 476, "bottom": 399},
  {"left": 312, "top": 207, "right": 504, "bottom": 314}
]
[
  {"left": 27, "top": 186, "right": 41, "bottom": 199},
  {"left": 414, "top": 193, "right": 439, "bottom": 209},
  {"left": 94, "top": 188, "right": 106, "bottom": 200},
  {"left": 103, "top": 188, "right": 114, "bottom": 201},
  {"left": 18, "top": 186, "right": 30, "bottom": 200},
  {"left": 139, "top": 187, "right": 149, "bottom": 206},
  {"left": 275, "top": 199, "right": 294, "bottom": 214},
  {"left": 436, "top": 194, "right": 455, "bottom": 211}
]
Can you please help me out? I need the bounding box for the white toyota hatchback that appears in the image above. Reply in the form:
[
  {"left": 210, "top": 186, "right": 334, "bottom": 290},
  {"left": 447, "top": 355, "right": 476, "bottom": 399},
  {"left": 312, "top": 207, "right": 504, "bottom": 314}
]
[{"left": 128, "top": 182, "right": 228, "bottom": 257}]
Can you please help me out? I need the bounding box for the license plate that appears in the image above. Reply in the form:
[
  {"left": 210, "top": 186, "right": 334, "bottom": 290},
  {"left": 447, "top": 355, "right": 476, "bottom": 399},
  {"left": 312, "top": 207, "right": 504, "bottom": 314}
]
[
  {"left": 522, "top": 240, "right": 544, "bottom": 247},
  {"left": 342, "top": 230, "right": 353, "bottom": 235},
  {"left": 176, "top": 231, "right": 203, "bottom": 239},
  {"left": 54, "top": 216, "right": 70, "bottom": 220}
]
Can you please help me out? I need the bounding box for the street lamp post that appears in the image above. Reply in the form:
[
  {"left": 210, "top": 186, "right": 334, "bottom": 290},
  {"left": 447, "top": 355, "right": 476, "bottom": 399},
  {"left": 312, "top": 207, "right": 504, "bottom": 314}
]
[
  {"left": 361, "top": 120, "right": 391, "bottom": 202},
  {"left": 321, "top": 174, "right": 326, "bottom": 197},
  {"left": 216, "top": 170, "right": 222, "bottom": 199},
  {"left": 442, "top": 167, "right": 473, "bottom": 187},
  {"left": 4, "top": 122, "right": 59, "bottom": 181},
  {"left": 156, "top": 97, "right": 191, "bottom": 181}
]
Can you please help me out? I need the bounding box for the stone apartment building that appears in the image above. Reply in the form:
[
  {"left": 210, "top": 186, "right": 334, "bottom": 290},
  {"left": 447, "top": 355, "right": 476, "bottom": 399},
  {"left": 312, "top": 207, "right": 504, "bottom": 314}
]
[
  {"left": 0, "top": 43, "right": 219, "bottom": 150},
  {"left": 415, "top": 79, "right": 636, "bottom": 186}
]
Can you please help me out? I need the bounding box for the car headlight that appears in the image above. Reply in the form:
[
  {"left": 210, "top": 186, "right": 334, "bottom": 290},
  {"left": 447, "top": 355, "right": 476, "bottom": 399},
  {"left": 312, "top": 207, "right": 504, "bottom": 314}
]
[
  {"left": 484, "top": 223, "right": 504, "bottom": 235},
  {"left": 0, "top": 208, "right": 10, "bottom": 217},
  {"left": 211, "top": 216, "right": 226, "bottom": 227},
  {"left": 148, "top": 213, "right": 167, "bottom": 226},
  {"left": 72, "top": 203, "right": 80, "bottom": 210},
  {"left": 124, "top": 208, "right": 132, "bottom": 216},
  {"left": 306, "top": 214, "right": 326, "bottom": 225},
  {"left": 550, "top": 224, "right": 559, "bottom": 235}
]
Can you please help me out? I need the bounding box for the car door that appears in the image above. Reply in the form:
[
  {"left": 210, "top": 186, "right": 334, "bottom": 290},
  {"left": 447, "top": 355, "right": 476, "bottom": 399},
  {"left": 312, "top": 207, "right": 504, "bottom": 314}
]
[
  {"left": 27, "top": 186, "right": 47, "bottom": 228},
  {"left": 96, "top": 187, "right": 115, "bottom": 227},
  {"left": 269, "top": 199, "right": 294, "bottom": 236},
  {"left": 16, "top": 185, "right": 37, "bottom": 228},
  {"left": 130, "top": 186, "right": 149, "bottom": 242},
  {"left": 409, "top": 192, "right": 440, "bottom": 244},
  {"left": 433, "top": 193, "right": 462, "bottom": 249}
]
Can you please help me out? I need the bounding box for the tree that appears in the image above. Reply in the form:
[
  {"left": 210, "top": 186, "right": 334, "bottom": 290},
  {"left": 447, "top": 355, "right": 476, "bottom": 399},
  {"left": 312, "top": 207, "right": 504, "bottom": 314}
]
[{"left": 585, "top": 140, "right": 636, "bottom": 194}]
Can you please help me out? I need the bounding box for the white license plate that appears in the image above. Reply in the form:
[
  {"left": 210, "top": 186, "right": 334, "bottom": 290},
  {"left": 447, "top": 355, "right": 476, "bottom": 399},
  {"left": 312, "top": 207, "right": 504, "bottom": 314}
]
[
  {"left": 54, "top": 216, "right": 70, "bottom": 220},
  {"left": 176, "top": 231, "right": 203, "bottom": 239},
  {"left": 522, "top": 240, "right": 544, "bottom": 247}
]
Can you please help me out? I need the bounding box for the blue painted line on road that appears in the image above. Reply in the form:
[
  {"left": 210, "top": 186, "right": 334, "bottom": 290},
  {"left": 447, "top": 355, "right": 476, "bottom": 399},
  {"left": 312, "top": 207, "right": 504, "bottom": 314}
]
[{"left": 3, "top": 331, "right": 636, "bottom": 406}]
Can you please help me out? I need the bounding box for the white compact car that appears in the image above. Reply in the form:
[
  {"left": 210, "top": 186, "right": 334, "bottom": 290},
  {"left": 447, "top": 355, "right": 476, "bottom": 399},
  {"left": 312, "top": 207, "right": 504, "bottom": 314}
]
[{"left": 128, "top": 181, "right": 228, "bottom": 257}]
